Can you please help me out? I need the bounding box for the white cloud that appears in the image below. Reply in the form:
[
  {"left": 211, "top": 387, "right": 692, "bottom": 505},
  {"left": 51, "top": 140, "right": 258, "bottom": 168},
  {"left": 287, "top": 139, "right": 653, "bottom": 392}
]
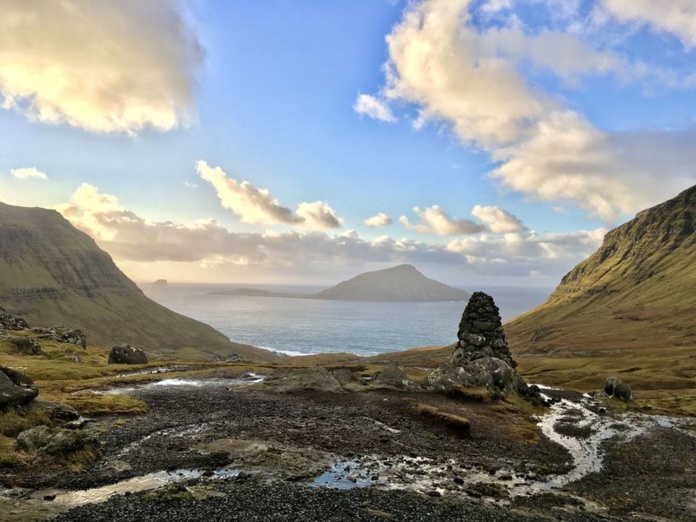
[
  {"left": 602, "top": 0, "right": 696, "bottom": 48},
  {"left": 296, "top": 201, "right": 343, "bottom": 230},
  {"left": 471, "top": 205, "right": 526, "bottom": 233},
  {"left": 353, "top": 94, "right": 396, "bottom": 122},
  {"left": 10, "top": 167, "right": 48, "bottom": 180},
  {"left": 400, "top": 205, "right": 483, "bottom": 236},
  {"left": 196, "top": 161, "right": 342, "bottom": 230},
  {"left": 0, "top": 0, "right": 201, "bottom": 134},
  {"left": 377, "top": 0, "right": 696, "bottom": 221},
  {"left": 364, "top": 212, "right": 393, "bottom": 227}
]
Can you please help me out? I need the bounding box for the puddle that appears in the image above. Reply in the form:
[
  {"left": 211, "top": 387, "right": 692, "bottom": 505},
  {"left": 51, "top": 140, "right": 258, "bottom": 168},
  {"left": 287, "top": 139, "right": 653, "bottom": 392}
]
[
  {"left": 313, "top": 459, "right": 387, "bottom": 489},
  {"left": 41, "top": 468, "right": 239, "bottom": 507}
]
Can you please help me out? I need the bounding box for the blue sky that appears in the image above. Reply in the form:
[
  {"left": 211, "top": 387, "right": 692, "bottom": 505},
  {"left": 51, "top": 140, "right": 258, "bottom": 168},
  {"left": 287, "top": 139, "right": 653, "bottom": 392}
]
[{"left": 1, "top": 0, "right": 696, "bottom": 286}]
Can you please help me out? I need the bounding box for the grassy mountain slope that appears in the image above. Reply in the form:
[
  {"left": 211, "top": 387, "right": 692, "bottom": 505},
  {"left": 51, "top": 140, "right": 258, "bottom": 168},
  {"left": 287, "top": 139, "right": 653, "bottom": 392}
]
[
  {"left": 504, "top": 185, "right": 696, "bottom": 409},
  {"left": 0, "top": 203, "right": 276, "bottom": 361}
]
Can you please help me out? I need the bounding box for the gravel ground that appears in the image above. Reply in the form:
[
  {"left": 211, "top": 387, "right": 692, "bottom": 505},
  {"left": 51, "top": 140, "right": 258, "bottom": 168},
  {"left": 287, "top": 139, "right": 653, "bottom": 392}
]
[{"left": 4, "top": 379, "right": 695, "bottom": 521}]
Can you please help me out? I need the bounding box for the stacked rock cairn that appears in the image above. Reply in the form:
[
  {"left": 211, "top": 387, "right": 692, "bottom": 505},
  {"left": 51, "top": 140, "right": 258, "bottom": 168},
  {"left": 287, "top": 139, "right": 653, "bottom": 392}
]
[{"left": 451, "top": 292, "right": 516, "bottom": 368}]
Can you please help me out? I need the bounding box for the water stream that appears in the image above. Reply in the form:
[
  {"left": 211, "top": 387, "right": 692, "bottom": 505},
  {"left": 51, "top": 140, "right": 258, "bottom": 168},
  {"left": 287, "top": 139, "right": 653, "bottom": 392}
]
[{"left": 28, "top": 378, "right": 696, "bottom": 510}]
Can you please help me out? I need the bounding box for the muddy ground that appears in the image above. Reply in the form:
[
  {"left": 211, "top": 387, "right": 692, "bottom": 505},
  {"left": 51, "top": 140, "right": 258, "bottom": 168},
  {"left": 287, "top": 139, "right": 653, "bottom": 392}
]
[{"left": 1, "top": 379, "right": 695, "bottom": 521}]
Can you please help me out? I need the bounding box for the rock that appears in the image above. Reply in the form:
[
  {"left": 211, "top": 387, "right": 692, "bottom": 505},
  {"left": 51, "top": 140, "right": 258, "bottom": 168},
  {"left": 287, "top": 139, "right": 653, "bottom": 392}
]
[
  {"left": 604, "top": 376, "right": 633, "bottom": 401},
  {"left": 369, "top": 366, "right": 414, "bottom": 390},
  {"left": 0, "top": 366, "right": 39, "bottom": 408},
  {"left": 26, "top": 400, "right": 80, "bottom": 421},
  {"left": 31, "top": 326, "right": 87, "bottom": 349},
  {"left": 0, "top": 308, "right": 30, "bottom": 330},
  {"left": 16, "top": 425, "right": 97, "bottom": 455},
  {"left": 332, "top": 368, "right": 358, "bottom": 386},
  {"left": 108, "top": 344, "right": 148, "bottom": 364},
  {"left": 452, "top": 292, "right": 515, "bottom": 367},
  {"left": 426, "top": 292, "right": 542, "bottom": 403},
  {"left": 261, "top": 367, "right": 342, "bottom": 392},
  {"left": 4, "top": 335, "right": 42, "bottom": 355}
]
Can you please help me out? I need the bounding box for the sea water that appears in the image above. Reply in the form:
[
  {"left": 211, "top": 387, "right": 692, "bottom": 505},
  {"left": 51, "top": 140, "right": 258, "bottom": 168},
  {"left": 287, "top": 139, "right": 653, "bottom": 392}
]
[{"left": 141, "top": 284, "right": 552, "bottom": 356}]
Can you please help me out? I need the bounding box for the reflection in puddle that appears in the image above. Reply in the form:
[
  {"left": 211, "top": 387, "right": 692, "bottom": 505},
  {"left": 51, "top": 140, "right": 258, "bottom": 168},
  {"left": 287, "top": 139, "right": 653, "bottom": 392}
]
[{"left": 48, "top": 469, "right": 239, "bottom": 507}]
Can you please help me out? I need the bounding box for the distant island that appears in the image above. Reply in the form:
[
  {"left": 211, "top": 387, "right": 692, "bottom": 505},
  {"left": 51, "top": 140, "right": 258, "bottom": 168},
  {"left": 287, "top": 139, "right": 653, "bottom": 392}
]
[{"left": 217, "top": 264, "right": 469, "bottom": 302}]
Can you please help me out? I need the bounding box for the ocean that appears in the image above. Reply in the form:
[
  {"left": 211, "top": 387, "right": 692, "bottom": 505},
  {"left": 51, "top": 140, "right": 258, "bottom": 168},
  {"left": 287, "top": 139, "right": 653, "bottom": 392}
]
[{"left": 141, "top": 284, "right": 553, "bottom": 357}]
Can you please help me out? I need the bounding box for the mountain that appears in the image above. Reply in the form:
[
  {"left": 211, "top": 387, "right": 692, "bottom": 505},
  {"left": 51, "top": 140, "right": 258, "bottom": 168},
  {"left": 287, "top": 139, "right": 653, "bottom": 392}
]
[
  {"left": 0, "top": 203, "right": 276, "bottom": 361},
  {"left": 506, "top": 184, "right": 696, "bottom": 358},
  {"left": 314, "top": 264, "right": 469, "bottom": 302}
]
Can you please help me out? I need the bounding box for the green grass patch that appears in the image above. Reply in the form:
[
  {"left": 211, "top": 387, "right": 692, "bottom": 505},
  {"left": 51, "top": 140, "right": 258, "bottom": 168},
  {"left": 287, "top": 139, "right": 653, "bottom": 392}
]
[{"left": 0, "top": 410, "right": 51, "bottom": 438}]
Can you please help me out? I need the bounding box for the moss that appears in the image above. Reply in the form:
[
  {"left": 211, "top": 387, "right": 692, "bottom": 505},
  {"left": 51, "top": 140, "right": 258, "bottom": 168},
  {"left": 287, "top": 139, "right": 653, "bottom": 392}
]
[{"left": 0, "top": 409, "right": 51, "bottom": 438}]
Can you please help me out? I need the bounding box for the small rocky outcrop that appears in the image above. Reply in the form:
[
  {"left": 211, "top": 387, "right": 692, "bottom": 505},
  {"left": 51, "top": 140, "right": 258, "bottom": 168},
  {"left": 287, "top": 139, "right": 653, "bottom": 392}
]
[
  {"left": 369, "top": 366, "right": 414, "bottom": 390},
  {"left": 31, "top": 326, "right": 87, "bottom": 349},
  {"left": 108, "top": 344, "right": 148, "bottom": 364},
  {"left": 0, "top": 366, "right": 39, "bottom": 408},
  {"left": 16, "top": 425, "right": 97, "bottom": 455},
  {"left": 604, "top": 376, "right": 633, "bottom": 402},
  {"left": 4, "top": 335, "right": 42, "bottom": 355},
  {"left": 27, "top": 400, "right": 80, "bottom": 421},
  {"left": 427, "top": 292, "right": 540, "bottom": 402},
  {"left": 0, "top": 307, "right": 30, "bottom": 330},
  {"left": 261, "top": 367, "right": 342, "bottom": 393}
]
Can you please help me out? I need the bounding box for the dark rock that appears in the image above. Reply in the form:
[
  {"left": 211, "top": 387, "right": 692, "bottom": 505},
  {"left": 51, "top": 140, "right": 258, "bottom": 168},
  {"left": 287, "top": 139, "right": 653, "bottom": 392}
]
[
  {"left": 26, "top": 399, "right": 80, "bottom": 421},
  {"left": 0, "top": 366, "right": 39, "bottom": 408},
  {"left": 31, "top": 326, "right": 87, "bottom": 349},
  {"left": 16, "top": 425, "right": 97, "bottom": 455},
  {"left": 4, "top": 335, "right": 42, "bottom": 355},
  {"left": 108, "top": 344, "right": 148, "bottom": 365},
  {"left": 453, "top": 292, "right": 515, "bottom": 368},
  {"left": 604, "top": 376, "right": 633, "bottom": 401},
  {"left": 0, "top": 308, "right": 30, "bottom": 330},
  {"left": 369, "top": 366, "right": 413, "bottom": 390}
]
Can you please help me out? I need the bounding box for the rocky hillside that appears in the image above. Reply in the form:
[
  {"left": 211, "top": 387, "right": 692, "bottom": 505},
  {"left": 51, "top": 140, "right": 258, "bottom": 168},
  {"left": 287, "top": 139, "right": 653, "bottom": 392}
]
[
  {"left": 506, "top": 184, "right": 696, "bottom": 357},
  {"left": 0, "top": 203, "right": 276, "bottom": 361},
  {"left": 315, "top": 264, "right": 469, "bottom": 302}
]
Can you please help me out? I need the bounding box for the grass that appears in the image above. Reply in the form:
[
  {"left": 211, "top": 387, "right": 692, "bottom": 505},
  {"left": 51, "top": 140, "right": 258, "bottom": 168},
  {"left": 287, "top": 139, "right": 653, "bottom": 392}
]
[{"left": 0, "top": 410, "right": 51, "bottom": 438}]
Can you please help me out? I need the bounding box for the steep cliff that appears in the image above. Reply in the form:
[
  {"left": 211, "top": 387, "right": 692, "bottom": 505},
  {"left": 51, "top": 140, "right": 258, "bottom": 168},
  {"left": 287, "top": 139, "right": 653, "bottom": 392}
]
[{"left": 0, "top": 203, "right": 276, "bottom": 361}]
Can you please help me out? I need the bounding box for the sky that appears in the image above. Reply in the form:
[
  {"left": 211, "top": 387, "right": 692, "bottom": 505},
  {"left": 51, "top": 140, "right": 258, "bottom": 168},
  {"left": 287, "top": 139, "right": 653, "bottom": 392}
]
[{"left": 1, "top": 0, "right": 696, "bottom": 287}]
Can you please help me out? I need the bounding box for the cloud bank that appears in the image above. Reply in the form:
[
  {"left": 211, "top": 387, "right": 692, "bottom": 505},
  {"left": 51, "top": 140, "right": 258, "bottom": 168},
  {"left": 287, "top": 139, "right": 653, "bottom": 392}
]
[
  {"left": 56, "top": 184, "right": 604, "bottom": 282},
  {"left": 0, "top": 0, "right": 202, "bottom": 134}
]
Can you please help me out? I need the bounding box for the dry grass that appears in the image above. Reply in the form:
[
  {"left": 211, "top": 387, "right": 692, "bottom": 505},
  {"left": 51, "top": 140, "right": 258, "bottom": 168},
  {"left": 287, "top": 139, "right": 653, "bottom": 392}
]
[{"left": 416, "top": 404, "right": 471, "bottom": 433}]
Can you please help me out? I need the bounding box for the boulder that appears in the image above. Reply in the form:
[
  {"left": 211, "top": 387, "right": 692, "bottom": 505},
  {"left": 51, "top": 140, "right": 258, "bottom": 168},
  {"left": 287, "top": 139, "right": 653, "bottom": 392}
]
[
  {"left": 26, "top": 400, "right": 80, "bottom": 421},
  {"left": 369, "top": 366, "right": 414, "bottom": 390},
  {"left": 4, "top": 335, "right": 42, "bottom": 356},
  {"left": 0, "top": 366, "right": 39, "bottom": 408},
  {"left": 16, "top": 425, "right": 97, "bottom": 455},
  {"left": 332, "top": 368, "right": 358, "bottom": 386},
  {"left": 108, "top": 344, "right": 148, "bottom": 364},
  {"left": 426, "top": 358, "right": 519, "bottom": 394},
  {"left": 0, "top": 308, "right": 29, "bottom": 330},
  {"left": 604, "top": 376, "right": 633, "bottom": 402},
  {"left": 31, "top": 326, "right": 87, "bottom": 349},
  {"left": 261, "top": 367, "right": 342, "bottom": 392}
]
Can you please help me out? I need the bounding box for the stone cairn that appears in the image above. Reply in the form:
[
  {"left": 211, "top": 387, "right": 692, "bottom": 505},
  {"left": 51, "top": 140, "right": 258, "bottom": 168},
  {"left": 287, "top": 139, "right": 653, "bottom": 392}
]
[
  {"left": 451, "top": 292, "right": 515, "bottom": 368},
  {"left": 427, "top": 292, "right": 543, "bottom": 404}
]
